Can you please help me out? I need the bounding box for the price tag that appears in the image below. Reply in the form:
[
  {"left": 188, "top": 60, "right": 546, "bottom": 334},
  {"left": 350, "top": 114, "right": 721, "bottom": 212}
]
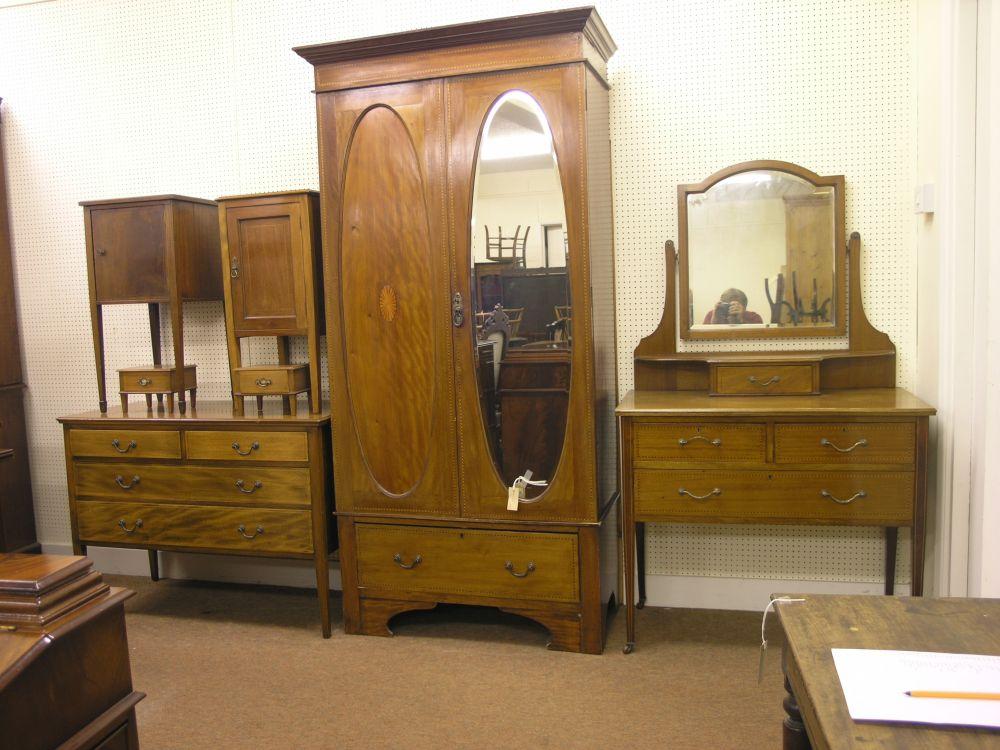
[{"left": 507, "top": 485, "right": 520, "bottom": 511}]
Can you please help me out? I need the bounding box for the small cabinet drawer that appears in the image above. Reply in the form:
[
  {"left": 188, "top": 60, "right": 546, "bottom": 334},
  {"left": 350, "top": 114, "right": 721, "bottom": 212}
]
[
  {"left": 184, "top": 430, "right": 308, "bottom": 461},
  {"left": 234, "top": 365, "right": 309, "bottom": 395},
  {"left": 69, "top": 429, "right": 181, "bottom": 459},
  {"left": 774, "top": 422, "right": 916, "bottom": 465},
  {"left": 633, "top": 422, "right": 766, "bottom": 464},
  {"left": 73, "top": 462, "right": 310, "bottom": 506},
  {"left": 76, "top": 500, "right": 312, "bottom": 554},
  {"left": 712, "top": 363, "right": 818, "bottom": 395},
  {"left": 634, "top": 469, "right": 914, "bottom": 524},
  {"left": 355, "top": 524, "right": 579, "bottom": 603}
]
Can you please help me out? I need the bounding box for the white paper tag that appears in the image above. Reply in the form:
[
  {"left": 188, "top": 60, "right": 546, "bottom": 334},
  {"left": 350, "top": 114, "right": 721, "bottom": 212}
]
[{"left": 507, "top": 485, "right": 520, "bottom": 511}]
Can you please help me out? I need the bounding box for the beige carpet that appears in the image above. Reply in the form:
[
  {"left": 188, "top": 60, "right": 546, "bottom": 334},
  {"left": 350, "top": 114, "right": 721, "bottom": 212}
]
[{"left": 108, "top": 575, "right": 787, "bottom": 749}]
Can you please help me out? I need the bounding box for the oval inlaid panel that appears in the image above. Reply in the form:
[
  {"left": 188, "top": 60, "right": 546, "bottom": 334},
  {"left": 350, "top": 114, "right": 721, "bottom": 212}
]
[{"left": 341, "top": 106, "right": 435, "bottom": 496}]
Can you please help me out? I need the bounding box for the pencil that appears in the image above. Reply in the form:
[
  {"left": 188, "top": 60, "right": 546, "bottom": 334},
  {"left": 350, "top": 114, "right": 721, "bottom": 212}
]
[{"left": 905, "top": 690, "right": 1000, "bottom": 701}]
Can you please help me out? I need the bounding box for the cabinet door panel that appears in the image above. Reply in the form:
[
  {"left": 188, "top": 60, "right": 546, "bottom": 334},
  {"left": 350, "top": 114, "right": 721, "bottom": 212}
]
[
  {"left": 227, "top": 202, "right": 307, "bottom": 334},
  {"left": 90, "top": 205, "right": 167, "bottom": 302},
  {"left": 447, "top": 66, "right": 594, "bottom": 522},
  {"left": 320, "top": 81, "right": 458, "bottom": 515}
]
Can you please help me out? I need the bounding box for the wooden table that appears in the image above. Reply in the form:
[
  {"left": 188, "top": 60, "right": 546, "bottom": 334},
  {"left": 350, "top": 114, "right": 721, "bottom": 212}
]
[{"left": 777, "top": 594, "right": 1000, "bottom": 749}]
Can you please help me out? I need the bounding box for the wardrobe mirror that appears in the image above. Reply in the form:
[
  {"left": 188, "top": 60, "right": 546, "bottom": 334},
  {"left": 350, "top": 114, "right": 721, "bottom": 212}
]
[
  {"left": 470, "top": 90, "right": 570, "bottom": 495},
  {"left": 679, "top": 161, "right": 846, "bottom": 340}
]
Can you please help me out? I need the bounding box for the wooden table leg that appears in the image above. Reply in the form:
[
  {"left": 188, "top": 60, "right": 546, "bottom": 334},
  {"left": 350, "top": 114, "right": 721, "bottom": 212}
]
[
  {"left": 90, "top": 303, "right": 107, "bottom": 413},
  {"left": 636, "top": 521, "right": 647, "bottom": 609},
  {"left": 120, "top": 394, "right": 128, "bottom": 413},
  {"left": 884, "top": 526, "right": 897, "bottom": 595},
  {"left": 189, "top": 388, "right": 197, "bottom": 410},
  {"left": 782, "top": 674, "right": 811, "bottom": 750},
  {"left": 148, "top": 550, "right": 159, "bottom": 582}
]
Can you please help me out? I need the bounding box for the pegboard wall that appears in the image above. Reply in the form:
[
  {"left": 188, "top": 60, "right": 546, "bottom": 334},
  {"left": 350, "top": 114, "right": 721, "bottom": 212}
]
[{"left": 0, "top": 0, "right": 917, "bottom": 593}]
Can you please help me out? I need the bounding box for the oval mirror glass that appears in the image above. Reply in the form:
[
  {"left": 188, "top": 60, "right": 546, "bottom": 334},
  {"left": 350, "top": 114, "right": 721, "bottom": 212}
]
[{"left": 470, "top": 91, "right": 570, "bottom": 497}]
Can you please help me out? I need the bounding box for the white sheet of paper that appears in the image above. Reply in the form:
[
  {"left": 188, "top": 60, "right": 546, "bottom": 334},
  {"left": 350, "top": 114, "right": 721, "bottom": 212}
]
[{"left": 831, "top": 649, "right": 1000, "bottom": 729}]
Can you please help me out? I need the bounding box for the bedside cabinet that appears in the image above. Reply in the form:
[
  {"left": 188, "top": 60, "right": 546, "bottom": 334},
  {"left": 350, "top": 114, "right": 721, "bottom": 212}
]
[
  {"left": 217, "top": 191, "right": 323, "bottom": 415},
  {"left": 59, "top": 402, "right": 336, "bottom": 637},
  {"left": 80, "top": 195, "right": 223, "bottom": 414}
]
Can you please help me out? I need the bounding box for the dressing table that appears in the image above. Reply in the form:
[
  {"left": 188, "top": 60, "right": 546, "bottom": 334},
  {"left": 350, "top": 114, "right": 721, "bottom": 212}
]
[{"left": 617, "top": 161, "right": 935, "bottom": 653}]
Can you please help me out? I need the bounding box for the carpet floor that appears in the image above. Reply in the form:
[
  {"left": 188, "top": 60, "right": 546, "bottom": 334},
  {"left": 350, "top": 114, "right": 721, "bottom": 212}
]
[{"left": 108, "top": 575, "right": 788, "bottom": 749}]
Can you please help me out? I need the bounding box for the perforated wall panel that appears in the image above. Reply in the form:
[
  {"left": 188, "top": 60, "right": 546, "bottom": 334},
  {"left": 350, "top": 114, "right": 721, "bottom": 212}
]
[{"left": 1, "top": 0, "right": 916, "bottom": 588}]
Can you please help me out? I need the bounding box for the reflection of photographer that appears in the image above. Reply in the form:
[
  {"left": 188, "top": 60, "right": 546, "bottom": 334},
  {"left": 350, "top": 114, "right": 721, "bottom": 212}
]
[{"left": 703, "top": 288, "right": 763, "bottom": 325}]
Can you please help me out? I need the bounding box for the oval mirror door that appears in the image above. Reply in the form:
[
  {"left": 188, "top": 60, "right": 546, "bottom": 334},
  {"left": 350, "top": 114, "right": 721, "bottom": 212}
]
[{"left": 469, "top": 90, "right": 570, "bottom": 499}]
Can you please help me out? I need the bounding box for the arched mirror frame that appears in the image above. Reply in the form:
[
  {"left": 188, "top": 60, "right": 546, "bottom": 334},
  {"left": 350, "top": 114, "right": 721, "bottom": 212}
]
[{"left": 677, "top": 160, "right": 847, "bottom": 341}]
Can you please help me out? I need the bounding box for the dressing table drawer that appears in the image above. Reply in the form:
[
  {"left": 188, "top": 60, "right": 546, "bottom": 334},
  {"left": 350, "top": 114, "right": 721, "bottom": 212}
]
[
  {"left": 68, "top": 428, "right": 181, "bottom": 459},
  {"left": 711, "top": 363, "right": 818, "bottom": 395},
  {"left": 634, "top": 469, "right": 914, "bottom": 524},
  {"left": 632, "top": 422, "right": 766, "bottom": 464},
  {"left": 774, "top": 422, "right": 916, "bottom": 465},
  {"left": 184, "top": 430, "right": 308, "bottom": 462},
  {"left": 355, "top": 523, "right": 580, "bottom": 603}
]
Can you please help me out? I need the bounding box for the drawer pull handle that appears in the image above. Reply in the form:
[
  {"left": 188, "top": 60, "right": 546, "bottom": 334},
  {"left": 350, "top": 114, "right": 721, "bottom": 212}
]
[
  {"left": 137, "top": 377, "right": 153, "bottom": 387},
  {"left": 255, "top": 378, "right": 273, "bottom": 388},
  {"left": 820, "top": 489, "right": 867, "bottom": 505},
  {"left": 504, "top": 561, "right": 536, "bottom": 578},
  {"left": 231, "top": 441, "right": 260, "bottom": 456},
  {"left": 677, "top": 435, "right": 722, "bottom": 447},
  {"left": 820, "top": 437, "right": 869, "bottom": 453},
  {"left": 118, "top": 518, "right": 143, "bottom": 534},
  {"left": 678, "top": 487, "right": 722, "bottom": 501},
  {"left": 235, "top": 478, "right": 263, "bottom": 494},
  {"left": 747, "top": 375, "right": 781, "bottom": 387},
  {"left": 237, "top": 524, "right": 264, "bottom": 540},
  {"left": 115, "top": 474, "right": 140, "bottom": 490},
  {"left": 393, "top": 553, "right": 422, "bottom": 570},
  {"left": 111, "top": 438, "right": 137, "bottom": 453}
]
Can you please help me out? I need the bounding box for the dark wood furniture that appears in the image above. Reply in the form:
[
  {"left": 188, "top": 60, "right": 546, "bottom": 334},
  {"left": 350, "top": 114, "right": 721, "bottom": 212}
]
[
  {"left": 80, "top": 195, "right": 222, "bottom": 415},
  {"left": 618, "top": 161, "right": 936, "bottom": 653},
  {"left": 0, "top": 553, "right": 144, "bottom": 749},
  {"left": 0, "top": 98, "right": 37, "bottom": 554},
  {"left": 217, "top": 191, "right": 324, "bottom": 416},
  {"left": 296, "top": 7, "right": 620, "bottom": 653},
  {"left": 777, "top": 594, "right": 1000, "bottom": 750},
  {"left": 58, "top": 402, "right": 336, "bottom": 637}
]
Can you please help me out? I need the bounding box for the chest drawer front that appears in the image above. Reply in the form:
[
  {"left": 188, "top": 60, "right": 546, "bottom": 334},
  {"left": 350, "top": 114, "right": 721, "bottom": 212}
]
[
  {"left": 69, "top": 429, "right": 181, "bottom": 459},
  {"left": 774, "top": 422, "right": 915, "bottom": 465},
  {"left": 713, "top": 364, "right": 816, "bottom": 395},
  {"left": 76, "top": 500, "right": 312, "bottom": 554},
  {"left": 634, "top": 470, "right": 914, "bottom": 524},
  {"left": 633, "top": 422, "right": 766, "bottom": 464},
  {"left": 185, "top": 430, "right": 308, "bottom": 461},
  {"left": 74, "top": 462, "right": 310, "bottom": 506},
  {"left": 355, "top": 524, "right": 579, "bottom": 603}
]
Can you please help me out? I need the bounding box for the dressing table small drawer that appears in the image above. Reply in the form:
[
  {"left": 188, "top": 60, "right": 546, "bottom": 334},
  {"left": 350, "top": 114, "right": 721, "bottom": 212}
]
[
  {"left": 774, "top": 422, "right": 916, "bottom": 465},
  {"left": 711, "top": 363, "right": 818, "bottom": 395},
  {"left": 632, "top": 422, "right": 766, "bottom": 464}
]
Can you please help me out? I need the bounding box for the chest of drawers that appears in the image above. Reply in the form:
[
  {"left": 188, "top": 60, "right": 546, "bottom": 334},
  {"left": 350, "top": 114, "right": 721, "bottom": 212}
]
[
  {"left": 59, "top": 403, "right": 335, "bottom": 636},
  {"left": 617, "top": 388, "right": 935, "bottom": 652}
]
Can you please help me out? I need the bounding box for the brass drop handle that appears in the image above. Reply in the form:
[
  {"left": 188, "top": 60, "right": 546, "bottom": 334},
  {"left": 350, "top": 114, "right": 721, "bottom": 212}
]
[
  {"left": 137, "top": 377, "right": 153, "bottom": 387},
  {"left": 393, "top": 553, "right": 422, "bottom": 569},
  {"left": 504, "top": 561, "right": 536, "bottom": 578},
  {"left": 820, "top": 437, "right": 868, "bottom": 453},
  {"left": 821, "top": 489, "right": 867, "bottom": 505},
  {"left": 115, "top": 474, "right": 140, "bottom": 490},
  {"left": 230, "top": 257, "right": 240, "bottom": 278},
  {"left": 678, "top": 486, "right": 722, "bottom": 501},
  {"left": 677, "top": 435, "right": 722, "bottom": 447},
  {"left": 237, "top": 524, "right": 264, "bottom": 540},
  {"left": 111, "top": 438, "right": 137, "bottom": 453},
  {"left": 231, "top": 441, "right": 260, "bottom": 456},
  {"left": 118, "top": 518, "right": 143, "bottom": 534},
  {"left": 235, "top": 479, "right": 262, "bottom": 494},
  {"left": 747, "top": 375, "right": 781, "bottom": 387},
  {"left": 255, "top": 378, "right": 272, "bottom": 388},
  {"left": 452, "top": 292, "right": 464, "bottom": 327}
]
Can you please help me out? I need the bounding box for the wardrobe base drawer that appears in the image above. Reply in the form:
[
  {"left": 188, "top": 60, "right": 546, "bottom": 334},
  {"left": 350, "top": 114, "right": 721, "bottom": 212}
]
[
  {"left": 355, "top": 523, "right": 579, "bottom": 603},
  {"left": 634, "top": 470, "right": 914, "bottom": 524},
  {"left": 76, "top": 501, "right": 313, "bottom": 554}
]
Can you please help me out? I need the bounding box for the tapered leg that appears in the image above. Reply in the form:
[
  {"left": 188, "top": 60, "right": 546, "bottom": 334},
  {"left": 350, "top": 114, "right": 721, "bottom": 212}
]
[
  {"left": 912, "top": 417, "right": 929, "bottom": 596},
  {"left": 90, "top": 303, "right": 107, "bottom": 412},
  {"left": 190, "top": 388, "right": 197, "bottom": 410},
  {"left": 149, "top": 305, "right": 165, "bottom": 408},
  {"left": 288, "top": 395, "right": 298, "bottom": 417},
  {"left": 167, "top": 392, "right": 175, "bottom": 412},
  {"left": 256, "top": 395, "right": 264, "bottom": 416},
  {"left": 884, "top": 527, "right": 897, "bottom": 595},
  {"left": 636, "top": 521, "right": 647, "bottom": 609},
  {"left": 148, "top": 550, "right": 159, "bottom": 582},
  {"left": 307, "top": 322, "right": 322, "bottom": 413},
  {"left": 169, "top": 294, "right": 186, "bottom": 414},
  {"left": 145, "top": 394, "right": 153, "bottom": 410},
  {"left": 120, "top": 394, "right": 128, "bottom": 413},
  {"left": 620, "top": 417, "right": 637, "bottom": 654}
]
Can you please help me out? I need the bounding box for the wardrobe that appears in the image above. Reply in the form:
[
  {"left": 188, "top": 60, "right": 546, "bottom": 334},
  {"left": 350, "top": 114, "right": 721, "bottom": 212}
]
[{"left": 296, "top": 7, "right": 619, "bottom": 653}]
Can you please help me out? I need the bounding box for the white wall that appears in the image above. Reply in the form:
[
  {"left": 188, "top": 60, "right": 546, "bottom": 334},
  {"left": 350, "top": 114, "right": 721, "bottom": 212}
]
[{"left": 1, "top": 0, "right": 976, "bottom": 609}]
